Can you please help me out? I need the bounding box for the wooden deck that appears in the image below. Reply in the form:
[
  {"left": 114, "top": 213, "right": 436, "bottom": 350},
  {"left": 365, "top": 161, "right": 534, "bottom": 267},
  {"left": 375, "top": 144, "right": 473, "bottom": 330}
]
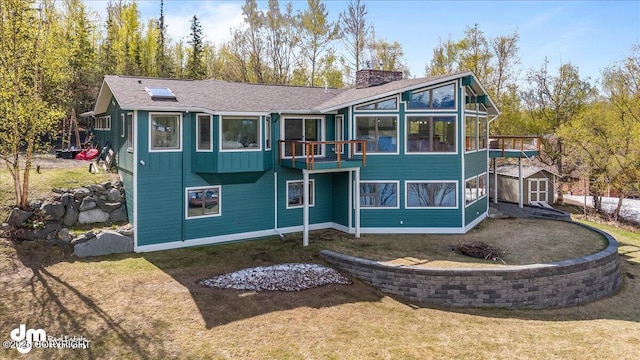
[{"left": 279, "top": 140, "right": 367, "bottom": 170}]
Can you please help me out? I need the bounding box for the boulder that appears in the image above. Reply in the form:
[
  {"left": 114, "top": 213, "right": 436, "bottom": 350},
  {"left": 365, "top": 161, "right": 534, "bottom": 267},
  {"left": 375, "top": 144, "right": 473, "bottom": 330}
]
[
  {"left": 86, "top": 184, "right": 105, "bottom": 193},
  {"left": 56, "top": 228, "right": 73, "bottom": 242},
  {"left": 6, "top": 208, "right": 32, "bottom": 227},
  {"left": 30, "top": 199, "right": 43, "bottom": 210},
  {"left": 73, "top": 187, "right": 91, "bottom": 199},
  {"left": 110, "top": 206, "right": 128, "bottom": 223},
  {"left": 41, "top": 201, "right": 65, "bottom": 221},
  {"left": 63, "top": 203, "right": 79, "bottom": 227},
  {"left": 74, "top": 230, "right": 133, "bottom": 258},
  {"left": 101, "top": 181, "right": 112, "bottom": 190},
  {"left": 60, "top": 193, "right": 74, "bottom": 207},
  {"left": 78, "top": 208, "right": 110, "bottom": 224},
  {"left": 106, "top": 188, "right": 121, "bottom": 202},
  {"left": 79, "top": 197, "right": 97, "bottom": 211}
]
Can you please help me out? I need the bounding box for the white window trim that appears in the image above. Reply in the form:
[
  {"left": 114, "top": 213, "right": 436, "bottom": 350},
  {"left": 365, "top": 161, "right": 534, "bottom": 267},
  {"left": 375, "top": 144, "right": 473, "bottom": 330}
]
[
  {"left": 404, "top": 114, "right": 458, "bottom": 155},
  {"left": 405, "top": 180, "right": 459, "bottom": 209},
  {"left": 280, "top": 116, "right": 326, "bottom": 159},
  {"left": 286, "top": 179, "right": 315, "bottom": 209},
  {"left": 148, "top": 112, "right": 182, "bottom": 152},
  {"left": 465, "top": 173, "right": 488, "bottom": 207},
  {"left": 354, "top": 95, "right": 399, "bottom": 112},
  {"left": 354, "top": 115, "right": 400, "bottom": 155},
  {"left": 120, "top": 114, "right": 125, "bottom": 137},
  {"left": 265, "top": 116, "right": 272, "bottom": 151},
  {"left": 185, "top": 186, "right": 222, "bottom": 219},
  {"left": 126, "top": 112, "right": 133, "bottom": 153},
  {"left": 464, "top": 114, "right": 479, "bottom": 154},
  {"left": 359, "top": 180, "right": 400, "bottom": 209},
  {"left": 95, "top": 115, "right": 111, "bottom": 131},
  {"left": 219, "top": 115, "right": 262, "bottom": 152},
  {"left": 404, "top": 81, "right": 458, "bottom": 112},
  {"left": 196, "top": 114, "right": 213, "bottom": 152}
]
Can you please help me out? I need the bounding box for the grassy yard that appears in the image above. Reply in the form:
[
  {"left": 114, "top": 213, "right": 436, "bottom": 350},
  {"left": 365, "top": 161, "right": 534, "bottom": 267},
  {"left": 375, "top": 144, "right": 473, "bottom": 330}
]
[{"left": 1, "top": 164, "right": 640, "bottom": 359}]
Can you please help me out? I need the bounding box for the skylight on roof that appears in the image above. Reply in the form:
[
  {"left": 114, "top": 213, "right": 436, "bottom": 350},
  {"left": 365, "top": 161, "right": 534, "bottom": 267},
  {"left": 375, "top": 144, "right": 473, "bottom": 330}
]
[{"left": 145, "top": 86, "right": 177, "bottom": 101}]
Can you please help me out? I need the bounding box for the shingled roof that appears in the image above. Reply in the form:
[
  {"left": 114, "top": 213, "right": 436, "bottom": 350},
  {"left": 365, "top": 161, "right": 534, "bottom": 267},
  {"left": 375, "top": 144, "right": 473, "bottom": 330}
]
[{"left": 92, "top": 71, "right": 498, "bottom": 116}]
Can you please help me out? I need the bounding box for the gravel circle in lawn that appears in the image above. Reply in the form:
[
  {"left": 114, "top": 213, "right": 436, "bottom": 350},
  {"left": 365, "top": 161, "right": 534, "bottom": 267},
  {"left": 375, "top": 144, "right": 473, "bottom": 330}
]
[{"left": 198, "top": 263, "right": 352, "bottom": 291}]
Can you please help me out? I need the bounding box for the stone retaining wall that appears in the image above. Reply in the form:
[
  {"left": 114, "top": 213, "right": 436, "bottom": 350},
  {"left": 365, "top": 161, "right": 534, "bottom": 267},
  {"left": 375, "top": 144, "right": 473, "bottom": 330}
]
[
  {"left": 321, "top": 222, "right": 622, "bottom": 308},
  {"left": 6, "top": 181, "right": 128, "bottom": 242}
]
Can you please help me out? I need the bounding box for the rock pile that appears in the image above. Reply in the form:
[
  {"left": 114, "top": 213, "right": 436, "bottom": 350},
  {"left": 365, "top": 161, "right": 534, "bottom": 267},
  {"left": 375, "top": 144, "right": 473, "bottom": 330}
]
[{"left": 4, "top": 181, "right": 129, "bottom": 244}]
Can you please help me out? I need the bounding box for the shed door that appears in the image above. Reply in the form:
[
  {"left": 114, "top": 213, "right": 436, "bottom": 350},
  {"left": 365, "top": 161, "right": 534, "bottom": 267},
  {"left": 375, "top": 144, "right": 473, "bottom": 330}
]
[{"left": 529, "top": 179, "right": 548, "bottom": 203}]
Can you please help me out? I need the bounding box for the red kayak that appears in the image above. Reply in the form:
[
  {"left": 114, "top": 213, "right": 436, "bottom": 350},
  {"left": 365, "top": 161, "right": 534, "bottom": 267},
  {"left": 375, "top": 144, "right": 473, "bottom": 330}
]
[{"left": 75, "top": 148, "right": 99, "bottom": 160}]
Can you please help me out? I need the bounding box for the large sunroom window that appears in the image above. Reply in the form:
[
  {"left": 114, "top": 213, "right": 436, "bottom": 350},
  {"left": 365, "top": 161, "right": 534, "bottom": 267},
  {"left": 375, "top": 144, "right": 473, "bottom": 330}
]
[
  {"left": 465, "top": 173, "right": 487, "bottom": 206},
  {"left": 406, "top": 116, "right": 456, "bottom": 153},
  {"left": 355, "top": 97, "right": 398, "bottom": 111},
  {"left": 355, "top": 116, "right": 398, "bottom": 153},
  {"left": 150, "top": 113, "right": 181, "bottom": 151},
  {"left": 360, "top": 182, "right": 399, "bottom": 208},
  {"left": 407, "top": 84, "right": 455, "bottom": 110},
  {"left": 221, "top": 116, "right": 260, "bottom": 150},
  {"left": 406, "top": 181, "right": 457, "bottom": 208}
]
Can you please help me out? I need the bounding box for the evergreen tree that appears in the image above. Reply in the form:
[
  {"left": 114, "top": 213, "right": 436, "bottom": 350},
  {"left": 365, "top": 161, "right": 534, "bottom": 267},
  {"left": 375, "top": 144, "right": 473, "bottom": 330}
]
[{"left": 186, "top": 15, "right": 206, "bottom": 79}]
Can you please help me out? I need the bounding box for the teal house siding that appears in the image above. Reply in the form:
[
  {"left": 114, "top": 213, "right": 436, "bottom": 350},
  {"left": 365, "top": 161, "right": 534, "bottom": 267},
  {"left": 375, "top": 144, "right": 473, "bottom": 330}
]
[
  {"left": 331, "top": 172, "right": 350, "bottom": 228},
  {"left": 465, "top": 150, "right": 488, "bottom": 177},
  {"left": 135, "top": 111, "right": 185, "bottom": 246},
  {"left": 466, "top": 195, "right": 488, "bottom": 226}
]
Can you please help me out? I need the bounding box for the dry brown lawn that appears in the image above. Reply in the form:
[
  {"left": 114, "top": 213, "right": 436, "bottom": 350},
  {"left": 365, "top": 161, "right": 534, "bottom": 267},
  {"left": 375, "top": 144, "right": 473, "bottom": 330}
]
[{"left": 1, "top": 218, "right": 640, "bottom": 359}]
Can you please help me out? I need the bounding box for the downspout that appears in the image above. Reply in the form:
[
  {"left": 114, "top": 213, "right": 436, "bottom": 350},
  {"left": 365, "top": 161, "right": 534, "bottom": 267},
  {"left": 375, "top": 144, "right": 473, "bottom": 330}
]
[
  {"left": 303, "top": 170, "right": 310, "bottom": 246},
  {"left": 274, "top": 172, "right": 279, "bottom": 234},
  {"left": 133, "top": 110, "right": 138, "bottom": 252}
]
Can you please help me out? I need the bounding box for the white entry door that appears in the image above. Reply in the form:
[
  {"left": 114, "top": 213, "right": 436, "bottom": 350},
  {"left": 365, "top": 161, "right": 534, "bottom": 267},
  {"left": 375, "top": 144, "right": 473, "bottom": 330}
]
[{"left": 529, "top": 179, "right": 548, "bottom": 203}]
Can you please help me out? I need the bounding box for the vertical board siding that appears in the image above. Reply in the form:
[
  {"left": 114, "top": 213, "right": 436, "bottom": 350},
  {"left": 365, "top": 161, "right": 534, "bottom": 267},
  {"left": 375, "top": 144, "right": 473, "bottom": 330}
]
[{"left": 331, "top": 172, "right": 350, "bottom": 227}]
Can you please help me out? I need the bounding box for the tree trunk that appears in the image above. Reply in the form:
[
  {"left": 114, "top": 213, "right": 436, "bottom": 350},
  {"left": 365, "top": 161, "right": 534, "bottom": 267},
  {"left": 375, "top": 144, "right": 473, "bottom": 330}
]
[
  {"left": 614, "top": 193, "right": 625, "bottom": 222},
  {"left": 556, "top": 138, "right": 564, "bottom": 204}
]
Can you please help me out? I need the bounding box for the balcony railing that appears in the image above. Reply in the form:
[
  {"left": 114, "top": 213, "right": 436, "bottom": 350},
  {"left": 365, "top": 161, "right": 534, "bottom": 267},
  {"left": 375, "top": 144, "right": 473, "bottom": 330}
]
[
  {"left": 279, "top": 140, "right": 367, "bottom": 170},
  {"left": 489, "top": 135, "right": 541, "bottom": 156}
]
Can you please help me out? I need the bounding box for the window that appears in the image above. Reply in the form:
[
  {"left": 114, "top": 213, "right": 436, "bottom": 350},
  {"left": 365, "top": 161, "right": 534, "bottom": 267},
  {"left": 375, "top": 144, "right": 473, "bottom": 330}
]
[
  {"left": 282, "top": 117, "right": 323, "bottom": 157},
  {"left": 406, "top": 182, "right": 457, "bottom": 208},
  {"left": 95, "top": 116, "right": 111, "bottom": 130},
  {"left": 355, "top": 116, "right": 397, "bottom": 153},
  {"left": 465, "top": 173, "right": 487, "bottom": 206},
  {"left": 406, "top": 116, "right": 456, "bottom": 153},
  {"left": 150, "top": 113, "right": 181, "bottom": 151},
  {"left": 335, "top": 114, "right": 344, "bottom": 154},
  {"left": 186, "top": 186, "right": 221, "bottom": 218},
  {"left": 465, "top": 115, "right": 477, "bottom": 151},
  {"left": 355, "top": 97, "right": 398, "bottom": 111},
  {"left": 126, "top": 113, "right": 133, "bottom": 152},
  {"left": 221, "top": 116, "right": 260, "bottom": 150},
  {"left": 197, "top": 114, "right": 212, "bottom": 151},
  {"left": 407, "top": 84, "right": 455, "bottom": 110},
  {"left": 287, "top": 180, "right": 315, "bottom": 209},
  {"left": 360, "top": 182, "right": 399, "bottom": 208},
  {"left": 478, "top": 116, "right": 487, "bottom": 150},
  {"left": 265, "top": 116, "right": 271, "bottom": 150}
]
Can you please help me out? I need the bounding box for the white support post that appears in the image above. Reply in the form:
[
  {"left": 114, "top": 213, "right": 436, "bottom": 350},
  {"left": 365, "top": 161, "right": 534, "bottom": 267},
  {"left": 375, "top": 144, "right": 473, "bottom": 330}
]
[
  {"left": 348, "top": 170, "right": 353, "bottom": 232},
  {"left": 354, "top": 168, "right": 361, "bottom": 238},
  {"left": 303, "top": 170, "right": 310, "bottom": 246},
  {"left": 518, "top": 157, "right": 524, "bottom": 208},
  {"left": 493, "top": 158, "right": 498, "bottom": 204}
]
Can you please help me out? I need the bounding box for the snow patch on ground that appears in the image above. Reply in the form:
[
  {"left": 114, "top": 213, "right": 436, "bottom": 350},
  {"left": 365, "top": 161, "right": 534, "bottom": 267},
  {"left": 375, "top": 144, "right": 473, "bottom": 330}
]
[
  {"left": 565, "top": 195, "right": 640, "bottom": 224},
  {"left": 198, "top": 263, "right": 352, "bottom": 292}
]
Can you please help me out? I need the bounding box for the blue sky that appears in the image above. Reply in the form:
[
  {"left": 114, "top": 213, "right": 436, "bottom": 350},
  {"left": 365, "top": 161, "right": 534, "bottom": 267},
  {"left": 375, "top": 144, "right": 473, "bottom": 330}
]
[{"left": 86, "top": 0, "right": 640, "bottom": 84}]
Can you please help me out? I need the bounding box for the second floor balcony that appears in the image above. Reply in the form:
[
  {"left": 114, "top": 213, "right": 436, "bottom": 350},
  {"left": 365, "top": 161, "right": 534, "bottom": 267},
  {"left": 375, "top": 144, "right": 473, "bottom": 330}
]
[
  {"left": 279, "top": 140, "right": 367, "bottom": 170},
  {"left": 488, "top": 135, "right": 541, "bottom": 158}
]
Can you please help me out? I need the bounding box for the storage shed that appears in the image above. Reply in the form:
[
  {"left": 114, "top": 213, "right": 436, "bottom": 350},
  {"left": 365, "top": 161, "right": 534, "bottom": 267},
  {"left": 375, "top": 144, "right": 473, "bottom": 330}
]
[{"left": 490, "top": 164, "right": 557, "bottom": 205}]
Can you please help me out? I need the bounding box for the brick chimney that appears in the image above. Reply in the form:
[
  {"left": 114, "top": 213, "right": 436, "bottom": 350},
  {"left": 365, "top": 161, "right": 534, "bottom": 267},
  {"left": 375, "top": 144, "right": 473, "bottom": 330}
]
[{"left": 355, "top": 69, "right": 403, "bottom": 89}]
